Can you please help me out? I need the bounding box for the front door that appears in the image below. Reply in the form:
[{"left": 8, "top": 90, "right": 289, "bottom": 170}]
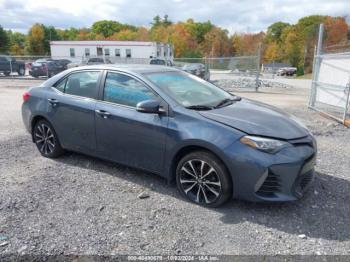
[
  {"left": 48, "top": 70, "right": 101, "bottom": 153},
  {"left": 95, "top": 71, "right": 168, "bottom": 173}
]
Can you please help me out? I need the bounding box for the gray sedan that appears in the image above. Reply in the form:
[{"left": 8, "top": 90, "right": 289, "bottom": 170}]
[{"left": 22, "top": 65, "right": 316, "bottom": 207}]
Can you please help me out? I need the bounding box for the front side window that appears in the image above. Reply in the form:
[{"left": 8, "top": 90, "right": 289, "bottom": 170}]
[
  {"left": 115, "top": 49, "right": 120, "bottom": 57},
  {"left": 64, "top": 71, "right": 100, "bottom": 99},
  {"left": 70, "top": 48, "right": 75, "bottom": 57},
  {"left": 126, "top": 49, "right": 131, "bottom": 58},
  {"left": 54, "top": 78, "right": 66, "bottom": 93},
  {"left": 104, "top": 48, "right": 110, "bottom": 56},
  {"left": 103, "top": 72, "right": 157, "bottom": 107},
  {"left": 144, "top": 71, "right": 231, "bottom": 108}
]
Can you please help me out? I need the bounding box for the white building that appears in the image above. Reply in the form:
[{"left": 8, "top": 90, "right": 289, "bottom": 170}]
[{"left": 50, "top": 40, "right": 173, "bottom": 62}]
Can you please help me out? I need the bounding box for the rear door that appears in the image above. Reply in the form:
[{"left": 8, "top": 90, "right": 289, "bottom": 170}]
[
  {"left": 48, "top": 70, "right": 102, "bottom": 153},
  {"left": 95, "top": 71, "right": 168, "bottom": 173}
]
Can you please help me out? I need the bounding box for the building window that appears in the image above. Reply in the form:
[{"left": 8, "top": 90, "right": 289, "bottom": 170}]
[
  {"left": 104, "top": 48, "right": 110, "bottom": 56},
  {"left": 115, "top": 49, "right": 121, "bottom": 57},
  {"left": 85, "top": 48, "right": 90, "bottom": 57},
  {"left": 70, "top": 48, "right": 75, "bottom": 57},
  {"left": 126, "top": 49, "right": 131, "bottom": 58}
]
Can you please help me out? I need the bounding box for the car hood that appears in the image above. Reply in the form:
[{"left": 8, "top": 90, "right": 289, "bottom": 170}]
[{"left": 199, "top": 99, "right": 309, "bottom": 140}]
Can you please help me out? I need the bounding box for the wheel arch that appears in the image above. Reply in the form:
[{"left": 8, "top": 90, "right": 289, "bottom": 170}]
[
  {"left": 168, "top": 143, "right": 232, "bottom": 185},
  {"left": 30, "top": 115, "right": 50, "bottom": 142}
]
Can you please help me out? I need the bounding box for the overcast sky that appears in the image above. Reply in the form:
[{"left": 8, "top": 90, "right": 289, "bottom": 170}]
[{"left": 1, "top": 0, "right": 349, "bottom": 33}]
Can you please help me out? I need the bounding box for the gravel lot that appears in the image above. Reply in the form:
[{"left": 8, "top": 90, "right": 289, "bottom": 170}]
[{"left": 0, "top": 79, "right": 349, "bottom": 257}]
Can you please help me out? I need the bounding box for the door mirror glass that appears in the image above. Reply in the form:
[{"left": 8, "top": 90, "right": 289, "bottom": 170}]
[{"left": 136, "top": 99, "right": 162, "bottom": 114}]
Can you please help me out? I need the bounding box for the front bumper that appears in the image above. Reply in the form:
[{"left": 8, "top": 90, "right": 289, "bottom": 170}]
[{"left": 225, "top": 135, "right": 317, "bottom": 202}]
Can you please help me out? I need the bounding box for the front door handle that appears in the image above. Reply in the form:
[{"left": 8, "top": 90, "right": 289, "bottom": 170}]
[
  {"left": 95, "top": 109, "right": 111, "bottom": 119},
  {"left": 48, "top": 98, "right": 59, "bottom": 106}
]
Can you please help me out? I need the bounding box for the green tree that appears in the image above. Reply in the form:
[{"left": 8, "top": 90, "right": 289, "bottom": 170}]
[
  {"left": 184, "top": 19, "right": 213, "bottom": 43},
  {"left": 43, "top": 25, "right": 61, "bottom": 53},
  {"left": 151, "top": 15, "right": 172, "bottom": 28},
  {"left": 7, "top": 30, "right": 26, "bottom": 55},
  {"left": 0, "top": 25, "right": 10, "bottom": 53},
  {"left": 266, "top": 22, "right": 290, "bottom": 43},
  {"left": 91, "top": 20, "right": 136, "bottom": 38}
]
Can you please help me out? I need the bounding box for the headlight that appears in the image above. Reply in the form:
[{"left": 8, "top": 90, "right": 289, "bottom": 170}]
[{"left": 240, "top": 135, "right": 291, "bottom": 154}]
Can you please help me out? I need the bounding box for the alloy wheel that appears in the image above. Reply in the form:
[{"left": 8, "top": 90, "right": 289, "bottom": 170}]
[
  {"left": 34, "top": 123, "right": 55, "bottom": 155},
  {"left": 179, "top": 159, "right": 222, "bottom": 204}
]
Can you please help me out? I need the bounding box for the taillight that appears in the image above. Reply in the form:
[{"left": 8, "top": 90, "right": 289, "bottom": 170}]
[{"left": 23, "top": 92, "right": 30, "bottom": 102}]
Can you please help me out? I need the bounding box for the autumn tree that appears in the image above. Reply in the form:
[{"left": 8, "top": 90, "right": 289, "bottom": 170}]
[
  {"left": 135, "top": 27, "right": 150, "bottom": 41},
  {"left": 264, "top": 41, "right": 281, "bottom": 62},
  {"left": 109, "top": 29, "right": 137, "bottom": 41},
  {"left": 25, "top": 23, "right": 46, "bottom": 55},
  {"left": 324, "top": 16, "right": 348, "bottom": 47},
  {"left": 169, "top": 23, "right": 199, "bottom": 57},
  {"left": 201, "top": 27, "right": 232, "bottom": 57}
]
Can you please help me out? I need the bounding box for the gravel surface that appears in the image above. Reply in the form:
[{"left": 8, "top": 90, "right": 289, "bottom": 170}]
[
  {"left": 213, "top": 78, "right": 293, "bottom": 90},
  {"left": 0, "top": 79, "right": 349, "bottom": 256}
]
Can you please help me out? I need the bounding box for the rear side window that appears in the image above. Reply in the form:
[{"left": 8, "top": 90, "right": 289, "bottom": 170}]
[
  {"left": 103, "top": 72, "right": 156, "bottom": 107},
  {"left": 54, "top": 71, "right": 100, "bottom": 99}
]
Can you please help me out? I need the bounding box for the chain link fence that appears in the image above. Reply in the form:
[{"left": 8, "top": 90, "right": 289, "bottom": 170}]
[
  {"left": 174, "top": 55, "right": 261, "bottom": 90},
  {"left": 309, "top": 24, "right": 350, "bottom": 126}
]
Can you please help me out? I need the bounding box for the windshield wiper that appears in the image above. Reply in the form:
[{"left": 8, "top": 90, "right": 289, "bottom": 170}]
[
  {"left": 214, "top": 96, "right": 241, "bottom": 109},
  {"left": 185, "top": 105, "right": 214, "bottom": 111}
]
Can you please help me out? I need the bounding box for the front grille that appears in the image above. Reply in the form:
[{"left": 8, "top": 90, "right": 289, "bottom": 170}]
[{"left": 256, "top": 172, "right": 281, "bottom": 197}]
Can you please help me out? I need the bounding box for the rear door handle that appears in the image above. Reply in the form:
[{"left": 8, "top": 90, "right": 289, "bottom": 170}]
[
  {"left": 48, "top": 98, "right": 59, "bottom": 106},
  {"left": 95, "top": 109, "right": 111, "bottom": 118}
]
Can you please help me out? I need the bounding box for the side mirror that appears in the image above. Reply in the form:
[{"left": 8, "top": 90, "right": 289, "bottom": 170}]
[{"left": 136, "top": 99, "right": 164, "bottom": 114}]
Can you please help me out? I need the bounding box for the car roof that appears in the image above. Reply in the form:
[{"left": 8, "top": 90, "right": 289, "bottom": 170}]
[
  {"left": 42, "top": 64, "right": 180, "bottom": 88},
  {"left": 69, "top": 64, "right": 178, "bottom": 74}
]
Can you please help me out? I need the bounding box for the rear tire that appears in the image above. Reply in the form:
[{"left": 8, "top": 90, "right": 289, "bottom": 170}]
[
  {"left": 176, "top": 151, "right": 232, "bottom": 207},
  {"left": 33, "top": 119, "right": 64, "bottom": 158}
]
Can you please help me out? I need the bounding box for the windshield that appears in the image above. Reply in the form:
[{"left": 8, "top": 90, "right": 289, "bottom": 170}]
[{"left": 144, "top": 71, "right": 232, "bottom": 108}]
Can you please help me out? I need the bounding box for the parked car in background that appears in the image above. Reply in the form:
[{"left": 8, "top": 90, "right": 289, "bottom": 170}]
[
  {"left": 22, "top": 65, "right": 316, "bottom": 207},
  {"left": 150, "top": 58, "right": 173, "bottom": 66},
  {"left": 29, "top": 59, "right": 65, "bottom": 78},
  {"left": 0, "top": 55, "right": 25, "bottom": 76},
  {"left": 182, "top": 63, "right": 210, "bottom": 81},
  {"left": 277, "top": 67, "right": 297, "bottom": 76},
  {"left": 87, "top": 57, "right": 112, "bottom": 65},
  {"left": 67, "top": 57, "right": 112, "bottom": 69},
  {"left": 55, "top": 59, "right": 72, "bottom": 69}
]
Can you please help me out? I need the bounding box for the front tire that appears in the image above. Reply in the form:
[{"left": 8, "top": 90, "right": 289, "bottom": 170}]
[
  {"left": 176, "top": 151, "right": 232, "bottom": 207},
  {"left": 33, "top": 120, "right": 64, "bottom": 158}
]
